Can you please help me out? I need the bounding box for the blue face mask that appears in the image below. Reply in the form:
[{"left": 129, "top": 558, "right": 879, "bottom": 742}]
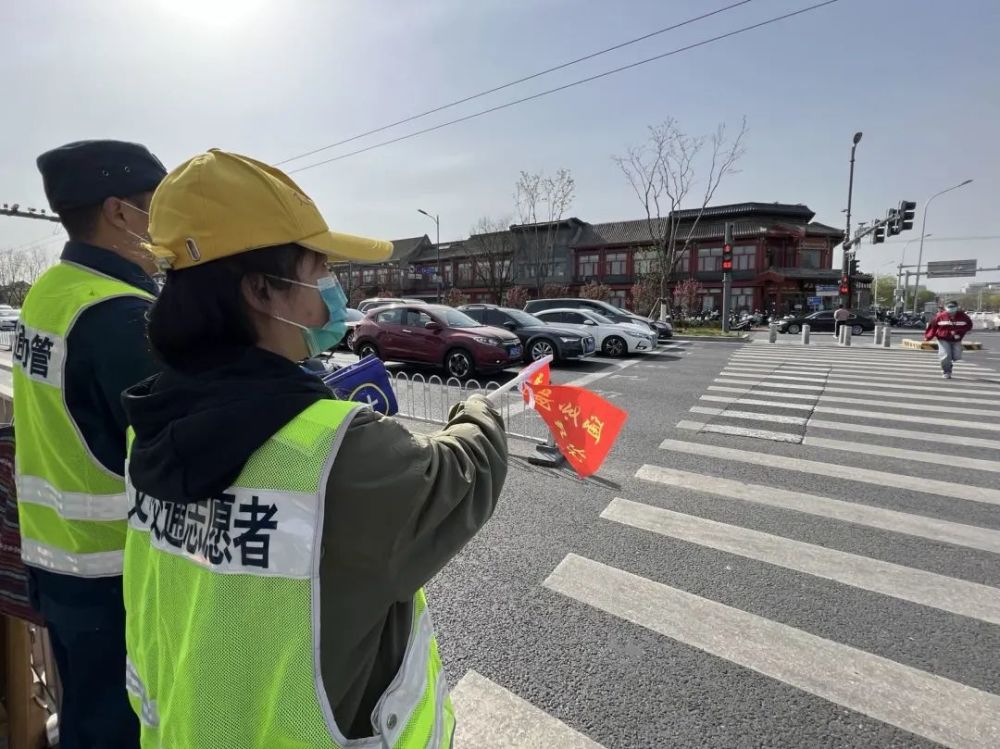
[
  {"left": 945, "top": 306, "right": 958, "bottom": 314},
  {"left": 270, "top": 274, "right": 349, "bottom": 357}
]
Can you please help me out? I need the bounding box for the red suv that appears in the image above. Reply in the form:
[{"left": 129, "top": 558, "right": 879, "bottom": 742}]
[{"left": 353, "top": 304, "right": 523, "bottom": 379}]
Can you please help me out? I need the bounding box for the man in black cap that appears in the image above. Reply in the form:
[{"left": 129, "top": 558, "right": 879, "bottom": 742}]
[{"left": 13, "top": 140, "right": 167, "bottom": 748}]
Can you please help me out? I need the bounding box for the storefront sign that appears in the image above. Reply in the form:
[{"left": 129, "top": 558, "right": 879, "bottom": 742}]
[{"left": 816, "top": 284, "right": 839, "bottom": 297}]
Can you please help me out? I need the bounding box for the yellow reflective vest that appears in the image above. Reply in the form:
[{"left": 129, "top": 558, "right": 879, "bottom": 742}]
[
  {"left": 124, "top": 399, "right": 456, "bottom": 748},
  {"left": 13, "top": 261, "right": 154, "bottom": 577}
]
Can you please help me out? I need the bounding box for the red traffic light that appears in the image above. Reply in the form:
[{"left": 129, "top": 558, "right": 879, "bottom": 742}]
[
  {"left": 721, "top": 259, "right": 733, "bottom": 271},
  {"left": 839, "top": 283, "right": 850, "bottom": 295}
]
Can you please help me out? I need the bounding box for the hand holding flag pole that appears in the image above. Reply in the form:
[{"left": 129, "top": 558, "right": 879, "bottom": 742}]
[{"left": 485, "top": 355, "right": 553, "bottom": 406}]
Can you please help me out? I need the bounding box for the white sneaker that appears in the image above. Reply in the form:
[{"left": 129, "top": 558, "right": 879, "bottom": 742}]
[{"left": 942, "top": 372, "right": 952, "bottom": 379}]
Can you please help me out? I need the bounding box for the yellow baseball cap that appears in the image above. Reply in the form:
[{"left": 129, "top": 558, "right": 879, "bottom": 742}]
[{"left": 146, "top": 149, "right": 393, "bottom": 270}]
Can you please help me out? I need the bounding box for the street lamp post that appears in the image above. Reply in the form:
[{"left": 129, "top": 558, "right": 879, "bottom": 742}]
[
  {"left": 911, "top": 179, "right": 973, "bottom": 313},
  {"left": 842, "top": 131, "right": 863, "bottom": 306},
  {"left": 418, "top": 209, "right": 441, "bottom": 303},
  {"left": 898, "top": 233, "right": 931, "bottom": 313}
]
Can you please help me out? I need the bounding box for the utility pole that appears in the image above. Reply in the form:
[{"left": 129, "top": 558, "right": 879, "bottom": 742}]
[{"left": 418, "top": 209, "right": 441, "bottom": 303}]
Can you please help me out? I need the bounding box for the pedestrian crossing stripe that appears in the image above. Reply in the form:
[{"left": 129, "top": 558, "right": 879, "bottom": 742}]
[
  {"left": 717, "top": 370, "right": 1000, "bottom": 393},
  {"left": 729, "top": 356, "right": 990, "bottom": 373},
  {"left": 543, "top": 554, "right": 1000, "bottom": 749},
  {"left": 705, "top": 386, "right": 1000, "bottom": 415},
  {"left": 600, "top": 498, "right": 1000, "bottom": 624},
  {"left": 698, "top": 395, "right": 1000, "bottom": 433},
  {"left": 635, "top": 464, "right": 1000, "bottom": 554},
  {"left": 450, "top": 671, "right": 605, "bottom": 749},
  {"left": 659, "top": 438, "right": 1000, "bottom": 505},
  {"left": 801, "top": 435, "right": 1000, "bottom": 474},
  {"left": 677, "top": 419, "right": 803, "bottom": 443},
  {"left": 713, "top": 377, "right": 1000, "bottom": 405}
]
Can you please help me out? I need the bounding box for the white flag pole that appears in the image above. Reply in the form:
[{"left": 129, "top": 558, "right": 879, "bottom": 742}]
[{"left": 485, "top": 355, "right": 553, "bottom": 405}]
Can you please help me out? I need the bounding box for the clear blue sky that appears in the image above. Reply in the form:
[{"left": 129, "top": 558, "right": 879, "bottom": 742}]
[{"left": 1, "top": 0, "right": 997, "bottom": 292}]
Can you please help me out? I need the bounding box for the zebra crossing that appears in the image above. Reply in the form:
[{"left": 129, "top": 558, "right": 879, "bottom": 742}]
[{"left": 453, "top": 342, "right": 1000, "bottom": 748}]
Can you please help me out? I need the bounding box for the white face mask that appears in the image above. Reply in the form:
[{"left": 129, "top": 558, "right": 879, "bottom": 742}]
[{"left": 120, "top": 201, "right": 151, "bottom": 245}]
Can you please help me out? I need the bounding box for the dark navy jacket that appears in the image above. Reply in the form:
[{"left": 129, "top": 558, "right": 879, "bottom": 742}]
[{"left": 29, "top": 241, "right": 159, "bottom": 625}]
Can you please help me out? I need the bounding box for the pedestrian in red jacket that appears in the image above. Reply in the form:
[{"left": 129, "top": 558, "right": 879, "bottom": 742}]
[{"left": 924, "top": 300, "right": 973, "bottom": 379}]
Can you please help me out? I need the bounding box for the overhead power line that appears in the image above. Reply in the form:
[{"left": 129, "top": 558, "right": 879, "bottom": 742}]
[
  {"left": 275, "top": 0, "right": 755, "bottom": 166},
  {"left": 287, "top": 0, "right": 841, "bottom": 175}
]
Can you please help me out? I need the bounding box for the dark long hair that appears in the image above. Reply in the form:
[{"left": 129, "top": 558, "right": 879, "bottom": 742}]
[{"left": 147, "top": 243, "right": 310, "bottom": 370}]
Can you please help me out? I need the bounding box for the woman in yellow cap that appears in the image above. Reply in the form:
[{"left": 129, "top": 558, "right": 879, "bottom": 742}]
[{"left": 120, "top": 150, "right": 508, "bottom": 747}]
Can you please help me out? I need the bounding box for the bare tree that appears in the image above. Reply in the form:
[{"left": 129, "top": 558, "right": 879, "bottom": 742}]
[
  {"left": 0, "top": 245, "right": 57, "bottom": 305},
  {"left": 614, "top": 117, "right": 747, "bottom": 318},
  {"left": 469, "top": 216, "right": 515, "bottom": 304},
  {"left": 514, "top": 169, "right": 575, "bottom": 293}
]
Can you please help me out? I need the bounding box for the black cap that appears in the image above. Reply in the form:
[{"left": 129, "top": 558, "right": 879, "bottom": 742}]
[{"left": 37, "top": 140, "right": 167, "bottom": 213}]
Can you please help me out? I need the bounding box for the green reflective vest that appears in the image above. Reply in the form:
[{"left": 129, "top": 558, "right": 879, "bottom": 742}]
[
  {"left": 123, "top": 399, "right": 456, "bottom": 748},
  {"left": 13, "top": 261, "right": 154, "bottom": 577}
]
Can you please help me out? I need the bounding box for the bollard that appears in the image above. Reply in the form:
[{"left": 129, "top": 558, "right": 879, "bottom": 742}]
[
  {"left": 801, "top": 324, "right": 810, "bottom": 345},
  {"left": 882, "top": 326, "right": 891, "bottom": 348},
  {"left": 843, "top": 325, "right": 852, "bottom": 346},
  {"left": 836, "top": 325, "right": 844, "bottom": 345},
  {"left": 873, "top": 324, "right": 883, "bottom": 347},
  {"left": 768, "top": 324, "right": 778, "bottom": 343}
]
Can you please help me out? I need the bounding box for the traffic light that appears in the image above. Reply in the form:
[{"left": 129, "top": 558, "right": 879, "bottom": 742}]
[
  {"left": 839, "top": 274, "right": 850, "bottom": 295},
  {"left": 848, "top": 257, "right": 859, "bottom": 276},
  {"left": 898, "top": 200, "right": 916, "bottom": 232},
  {"left": 721, "top": 222, "right": 734, "bottom": 271},
  {"left": 872, "top": 224, "right": 885, "bottom": 244},
  {"left": 886, "top": 208, "right": 901, "bottom": 236}
]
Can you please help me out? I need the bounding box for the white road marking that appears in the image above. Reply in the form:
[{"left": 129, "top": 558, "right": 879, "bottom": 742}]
[
  {"left": 658, "top": 438, "right": 1000, "bottom": 506},
  {"left": 716, "top": 377, "right": 1000, "bottom": 404},
  {"left": 689, "top": 406, "right": 807, "bottom": 425},
  {"left": 699, "top": 396, "right": 1000, "bottom": 432},
  {"left": 689, "top": 406, "right": 1000, "bottom": 451},
  {"left": 708, "top": 386, "right": 819, "bottom": 400},
  {"left": 805, "top": 418, "right": 1000, "bottom": 451},
  {"left": 451, "top": 670, "right": 605, "bottom": 749},
  {"left": 635, "top": 464, "right": 1000, "bottom": 554},
  {"left": 676, "top": 420, "right": 802, "bottom": 443},
  {"left": 602, "top": 498, "right": 1000, "bottom": 624},
  {"left": 700, "top": 395, "right": 814, "bottom": 411},
  {"left": 544, "top": 554, "right": 1000, "bottom": 749},
  {"left": 719, "top": 370, "right": 1000, "bottom": 393},
  {"left": 730, "top": 355, "right": 989, "bottom": 374},
  {"left": 708, "top": 386, "right": 1000, "bottom": 413},
  {"left": 802, "top": 435, "right": 1000, "bottom": 474}
]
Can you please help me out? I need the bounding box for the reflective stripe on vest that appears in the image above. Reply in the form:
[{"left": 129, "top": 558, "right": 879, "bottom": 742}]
[
  {"left": 123, "top": 399, "right": 456, "bottom": 747},
  {"left": 13, "top": 261, "right": 154, "bottom": 577}
]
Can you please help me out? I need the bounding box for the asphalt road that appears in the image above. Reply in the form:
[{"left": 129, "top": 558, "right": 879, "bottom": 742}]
[{"left": 356, "top": 335, "right": 1000, "bottom": 749}]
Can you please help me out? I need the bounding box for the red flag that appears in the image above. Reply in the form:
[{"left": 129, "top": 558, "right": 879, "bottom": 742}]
[
  {"left": 521, "top": 361, "right": 551, "bottom": 403},
  {"left": 524, "top": 382, "right": 627, "bottom": 477}
]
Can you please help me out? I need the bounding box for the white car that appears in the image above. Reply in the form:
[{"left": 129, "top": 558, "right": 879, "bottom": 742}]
[{"left": 535, "top": 308, "right": 657, "bottom": 357}]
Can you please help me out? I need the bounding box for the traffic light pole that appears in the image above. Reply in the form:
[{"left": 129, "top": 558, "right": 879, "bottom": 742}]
[{"left": 721, "top": 223, "right": 733, "bottom": 333}]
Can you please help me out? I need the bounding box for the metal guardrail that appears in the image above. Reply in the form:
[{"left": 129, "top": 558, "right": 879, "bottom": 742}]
[
  {"left": 389, "top": 371, "right": 548, "bottom": 443},
  {"left": 0, "top": 330, "right": 13, "bottom": 352}
]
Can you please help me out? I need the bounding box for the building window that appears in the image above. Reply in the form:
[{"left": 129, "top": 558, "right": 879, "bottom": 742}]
[
  {"left": 606, "top": 252, "right": 627, "bottom": 276},
  {"left": 577, "top": 252, "right": 600, "bottom": 278},
  {"left": 732, "top": 289, "right": 754, "bottom": 311},
  {"left": 608, "top": 289, "right": 627, "bottom": 308},
  {"left": 362, "top": 268, "right": 376, "bottom": 284},
  {"left": 734, "top": 246, "right": 756, "bottom": 271},
  {"left": 456, "top": 261, "right": 473, "bottom": 283},
  {"left": 634, "top": 249, "right": 658, "bottom": 275},
  {"left": 798, "top": 249, "right": 823, "bottom": 269},
  {"left": 698, "top": 247, "right": 723, "bottom": 272}
]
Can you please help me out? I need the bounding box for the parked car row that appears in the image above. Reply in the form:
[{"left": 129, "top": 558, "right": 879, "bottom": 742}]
[
  {"left": 346, "top": 296, "right": 671, "bottom": 379},
  {"left": 776, "top": 309, "right": 875, "bottom": 336}
]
